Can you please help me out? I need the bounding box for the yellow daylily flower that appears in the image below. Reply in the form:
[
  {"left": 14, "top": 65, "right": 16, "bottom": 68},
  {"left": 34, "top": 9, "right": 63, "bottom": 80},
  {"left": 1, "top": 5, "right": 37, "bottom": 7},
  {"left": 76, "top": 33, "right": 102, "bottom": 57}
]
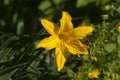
[
  {"left": 88, "top": 69, "right": 100, "bottom": 79},
  {"left": 37, "top": 11, "right": 93, "bottom": 71}
]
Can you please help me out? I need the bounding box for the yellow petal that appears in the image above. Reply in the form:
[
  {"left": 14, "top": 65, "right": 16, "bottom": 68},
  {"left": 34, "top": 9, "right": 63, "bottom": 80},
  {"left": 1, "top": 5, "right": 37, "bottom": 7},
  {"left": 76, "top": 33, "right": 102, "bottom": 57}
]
[
  {"left": 65, "top": 39, "right": 88, "bottom": 55},
  {"left": 41, "top": 19, "right": 57, "bottom": 35},
  {"left": 88, "top": 69, "right": 100, "bottom": 79},
  {"left": 59, "top": 11, "right": 73, "bottom": 33},
  {"left": 55, "top": 46, "right": 67, "bottom": 71},
  {"left": 37, "top": 36, "right": 58, "bottom": 50},
  {"left": 72, "top": 26, "right": 93, "bottom": 39}
]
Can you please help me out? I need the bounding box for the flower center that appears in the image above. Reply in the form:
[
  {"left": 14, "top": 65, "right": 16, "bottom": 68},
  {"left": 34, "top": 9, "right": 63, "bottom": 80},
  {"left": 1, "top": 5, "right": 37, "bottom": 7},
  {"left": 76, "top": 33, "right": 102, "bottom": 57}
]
[{"left": 58, "top": 32, "right": 73, "bottom": 43}]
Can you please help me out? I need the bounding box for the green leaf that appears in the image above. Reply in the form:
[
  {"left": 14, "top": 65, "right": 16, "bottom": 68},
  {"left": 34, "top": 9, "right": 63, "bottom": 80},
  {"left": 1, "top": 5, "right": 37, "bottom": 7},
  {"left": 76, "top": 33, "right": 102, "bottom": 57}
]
[
  {"left": 67, "top": 68, "right": 75, "bottom": 78},
  {"left": 4, "top": 0, "right": 10, "bottom": 6},
  {"left": 118, "top": 50, "right": 120, "bottom": 58},
  {"left": 0, "top": 69, "right": 17, "bottom": 80},
  {"left": 0, "top": 73, "right": 12, "bottom": 80},
  {"left": 77, "top": 72, "right": 86, "bottom": 80},
  {"left": 76, "top": 0, "right": 95, "bottom": 8},
  {"left": 96, "top": 52, "right": 106, "bottom": 64},
  {"left": 104, "top": 43, "right": 116, "bottom": 53},
  {"left": 82, "top": 55, "right": 89, "bottom": 61},
  {"left": 107, "top": 19, "right": 120, "bottom": 31},
  {"left": 38, "top": 0, "right": 51, "bottom": 10},
  {"left": 116, "top": 5, "right": 120, "bottom": 13},
  {"left": 117, "top": 35, "right": 120, "bottom": 45}
]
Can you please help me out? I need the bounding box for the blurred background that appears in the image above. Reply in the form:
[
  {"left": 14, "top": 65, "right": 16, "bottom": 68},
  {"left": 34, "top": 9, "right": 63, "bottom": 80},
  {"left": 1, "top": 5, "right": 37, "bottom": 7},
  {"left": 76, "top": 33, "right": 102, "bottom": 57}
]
[{"left": 0, "top": 0, "right": 115, "bottom": 34}]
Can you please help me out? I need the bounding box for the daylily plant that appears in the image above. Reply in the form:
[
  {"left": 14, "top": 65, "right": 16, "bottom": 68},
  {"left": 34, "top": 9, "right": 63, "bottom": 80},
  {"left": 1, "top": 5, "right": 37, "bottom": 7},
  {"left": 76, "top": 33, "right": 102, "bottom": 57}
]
[{"left": 37, "top": 11, "right": 93, "bottom": 71}]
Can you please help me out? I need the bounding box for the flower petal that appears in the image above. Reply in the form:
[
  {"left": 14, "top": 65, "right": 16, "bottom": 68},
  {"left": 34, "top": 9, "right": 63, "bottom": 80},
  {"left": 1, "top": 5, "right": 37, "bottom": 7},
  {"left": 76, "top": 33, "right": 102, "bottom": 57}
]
[
  {"left": 88, "top": 69, "right": 100, "bottom": 79},
  {"left": 41, "top": 19, "right": 57, "bottom": 35},
  {"left": 55, "top": 46, "right": 67, "bottom": 71},
  {"left": 65, "top": 39, "right": 88, "bottom": 55},
  {"left": 59, "top": 11, "right": 73, "bottom": 33},
  {"left": 37, "top": 36, "right": 58, "bottom": 50},
  {"left": 72, "top": 26, "right": 93, "bottom": 39}
]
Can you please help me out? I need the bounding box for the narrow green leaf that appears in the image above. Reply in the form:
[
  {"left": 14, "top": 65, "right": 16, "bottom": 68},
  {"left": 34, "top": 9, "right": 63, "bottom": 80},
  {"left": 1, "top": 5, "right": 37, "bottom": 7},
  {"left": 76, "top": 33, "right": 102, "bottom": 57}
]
[{"left": 0, "top": 63, "right": 26, "bottom": 75}]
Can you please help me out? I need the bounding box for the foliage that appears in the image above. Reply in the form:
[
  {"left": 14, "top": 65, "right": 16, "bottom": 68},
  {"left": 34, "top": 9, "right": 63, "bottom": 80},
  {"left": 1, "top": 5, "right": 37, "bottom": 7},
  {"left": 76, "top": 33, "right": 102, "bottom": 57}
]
[{"left": 0, "top": 0, "right": 120, "bottom": 80}]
